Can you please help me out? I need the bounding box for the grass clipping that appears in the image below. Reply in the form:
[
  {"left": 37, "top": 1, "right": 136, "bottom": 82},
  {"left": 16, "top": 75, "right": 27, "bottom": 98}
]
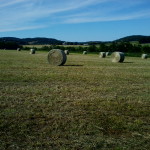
[
  {"left": 111, "top": 52, "right": 125, "bottom": 63},
  {"left": 47, "top": 49, "right": 67, "bottom": 66}
]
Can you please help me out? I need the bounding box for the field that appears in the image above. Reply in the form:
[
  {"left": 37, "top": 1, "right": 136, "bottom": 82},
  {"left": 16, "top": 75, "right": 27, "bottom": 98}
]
[
  {"left": 23, "top": 45, "right": 51, "bottom": 48},
  {"left": 0, "top": 50, "right": 150, "bottom": 149},
  {"left": 23, "top": 45, "right": 89, "bottom": 48}
]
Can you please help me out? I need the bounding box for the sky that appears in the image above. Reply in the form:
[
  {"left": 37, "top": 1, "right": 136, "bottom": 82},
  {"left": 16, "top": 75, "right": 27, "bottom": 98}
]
[{"left": 0, "top": 0, "right": 150, "bottom": 42}]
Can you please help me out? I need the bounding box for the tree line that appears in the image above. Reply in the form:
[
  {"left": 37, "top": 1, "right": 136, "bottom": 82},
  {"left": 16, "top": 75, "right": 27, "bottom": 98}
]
[
  {"left": 1, "top": 41, "right": 150, "bottom": 53},
  {"left": 0, "top": 41, "right": 22, "bottom": 50},
  {"left": 23, "top": 42, "right": 150, "bottom": 53}
]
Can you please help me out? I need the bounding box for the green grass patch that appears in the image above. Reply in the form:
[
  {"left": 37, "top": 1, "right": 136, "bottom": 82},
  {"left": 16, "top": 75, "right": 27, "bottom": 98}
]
[{"left": 0, "top": 50, "right": 150, "bottom": 149}]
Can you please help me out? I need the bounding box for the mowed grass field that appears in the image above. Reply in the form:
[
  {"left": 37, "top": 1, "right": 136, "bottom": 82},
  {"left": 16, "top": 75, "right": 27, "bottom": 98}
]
[{"left": 0, "top": 50, "right": 150, "bottom": 150}]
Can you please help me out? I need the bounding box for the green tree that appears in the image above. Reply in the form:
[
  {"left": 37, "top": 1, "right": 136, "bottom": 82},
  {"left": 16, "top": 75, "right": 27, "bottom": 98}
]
[
  {"left": 142, "top": 45, "right": 150, "bottom": 53},
  {"left": 99, "top": 43, "right": 108, "bottom": 52},
  {"left": 88, "top": 45, "right": 97, "bottom": 52}
]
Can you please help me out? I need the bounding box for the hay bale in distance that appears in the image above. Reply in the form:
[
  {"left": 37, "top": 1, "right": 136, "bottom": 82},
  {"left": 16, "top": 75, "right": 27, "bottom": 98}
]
[
  {"left": 83, "top": 51, "right": 87, "bottom": 54},
  {"left": 64, "top": 50, "right": 69, "bottom": 55},
  {"left": 111, "top": 52, "right": 125, "bottom": 63},
  {"left": 47, "top": 49, "right": 67, "bottom": 66},
  {"left": 141, "top": 54, "right": 148, "bottom": 59},
  {"left": 17, "top": 48, "right": 21, "bottom": 51},
  {"left": 99, "top": 52, "right": 106, "bottom": 58},
  {"left": 30, "top": 49, "right": 35, "bottom": 54},
  {"left": 106, "top": 52, "right": 110, "bottom": 56}
]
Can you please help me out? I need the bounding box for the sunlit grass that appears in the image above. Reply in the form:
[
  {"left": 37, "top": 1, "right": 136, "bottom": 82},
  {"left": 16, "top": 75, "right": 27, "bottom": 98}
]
[{"left": 0, "top": 50, "right": 150, "bottom": 149}]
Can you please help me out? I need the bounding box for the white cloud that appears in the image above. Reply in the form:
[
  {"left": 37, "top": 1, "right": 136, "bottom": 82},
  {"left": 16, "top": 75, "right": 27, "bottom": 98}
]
[
  {"left": 0, "top": 25, "right": 45, "bottom": 32},
  {"left": 0, "top": 0, "right": 27, "bottom": 8},
  {"left": 63, "top": 12, "right": 150, "bottom": 24},
  {"left": 59, "top": 0, "right": 150, "bottom": 23},
  {"left": 0, "top": 0, "right": 150, "bottom": 32}
]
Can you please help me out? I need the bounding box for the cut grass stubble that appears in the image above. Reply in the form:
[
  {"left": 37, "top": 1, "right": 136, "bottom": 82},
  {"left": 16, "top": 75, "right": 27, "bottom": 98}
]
[{"left": 0, "top": 50, "right": 150, "bottom": 149}]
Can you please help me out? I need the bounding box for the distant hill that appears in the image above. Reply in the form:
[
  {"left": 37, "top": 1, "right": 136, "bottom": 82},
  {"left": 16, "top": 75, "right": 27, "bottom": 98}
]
[
  {"left": 0, "top": 35, "right": 150, "bottom": 45},
  {"left": 0, "top": 37, "right": 64, "bottom": 45},
  {"left": 115, "top": 35, "right": 150, "bottom": 43}
]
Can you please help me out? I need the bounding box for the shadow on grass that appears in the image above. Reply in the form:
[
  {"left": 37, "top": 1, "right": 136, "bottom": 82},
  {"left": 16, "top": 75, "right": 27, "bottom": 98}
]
[
  {"left": 123, "top": 62, "right": 134, "bottom": 63},
  {"left": 64, "top": 65, "right": 83, "bottom": 66}
]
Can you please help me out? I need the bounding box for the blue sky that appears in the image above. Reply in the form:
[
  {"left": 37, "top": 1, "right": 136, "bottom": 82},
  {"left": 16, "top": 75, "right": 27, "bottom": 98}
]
[{"left": 0, "top": 0, "right": 150, "bottom": 42}]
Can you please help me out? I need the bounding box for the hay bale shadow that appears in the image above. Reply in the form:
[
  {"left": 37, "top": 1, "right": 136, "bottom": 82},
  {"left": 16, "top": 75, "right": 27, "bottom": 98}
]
[
  {"left": 123, "top": 62, "right": 134, "bottom": 63},
  {"left": 64, "top": 65, "right": 83, "bottom": 67}
]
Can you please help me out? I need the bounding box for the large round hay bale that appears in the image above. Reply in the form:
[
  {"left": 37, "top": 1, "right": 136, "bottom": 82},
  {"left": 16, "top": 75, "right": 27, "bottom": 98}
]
[
  {"left": 64, "top": 50, "right": 69, "bottom": 55},
  {"left": 30, "top": 49, "right": 35, "bottom": 54},
  {"left": 17, "top": 48, "right": 21, "bottom": 51},
  {"left": 141, "top": 54, "right": 148, "bottom": 59},
  {"left": 83, "top": 51, "right": 87, "bottom": 54},
  {"left": 111, "top": 52, "right": 125, "bottom": 63},
  {"left": 99, "top": 52, "right": 106, "bottom": 58},
  {"left": 47, "top": 49, "right": 67, "bottom": 66}
]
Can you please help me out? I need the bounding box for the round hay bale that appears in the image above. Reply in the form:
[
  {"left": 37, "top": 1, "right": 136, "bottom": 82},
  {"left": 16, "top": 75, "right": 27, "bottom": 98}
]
[
  {"left": 17, "top": 48, "right": 21, "bottom": 51},
  {"left": 30, "top": 49, "right": 35, "bottom": 54},
  {"left": 83, "top": 51, "right": 87, "bottom": 54},
  {"left": 47, "top": 49, "right": 67, "bottom": 66},
  {"left": 141, "top": 54, "right": 148, "bottom": 59},
  {"left": 99, "top": 52, "right": 106, "bottom": 58},
  {"left": 106, "top": 52, "right": 110, "bottom": 56},
  {"left": 111, "top": 52, "right": 125, "bottom": 63},
  {"left": 64, "top": 50, "right": 69, "bottom": 55}
]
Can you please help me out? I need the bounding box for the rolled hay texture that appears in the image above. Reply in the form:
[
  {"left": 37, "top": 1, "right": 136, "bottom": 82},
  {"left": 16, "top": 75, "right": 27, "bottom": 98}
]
[
  {"left": 83, "top": 51, "right": 87, "bottom": 54},
  {"left": 111, "top": 52, "right": 125, "bottom": 63},
  {"left": 141, "top": 54, "right": 148, "bottom": 59},
  {"left": 64, "top": 50, "right": 69, "bottom": 55},
  {"left": 30, "top": 49, "right": 36, "bottom": 54},
  {"left": 17, "top": 48, "right": 21, "bottom": 51},
  {"left": 47, "top": 49, "right": 67, "bottom": 66},
  {"left": 99, "top": 52, "right": 106, "bottom": 58}
]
